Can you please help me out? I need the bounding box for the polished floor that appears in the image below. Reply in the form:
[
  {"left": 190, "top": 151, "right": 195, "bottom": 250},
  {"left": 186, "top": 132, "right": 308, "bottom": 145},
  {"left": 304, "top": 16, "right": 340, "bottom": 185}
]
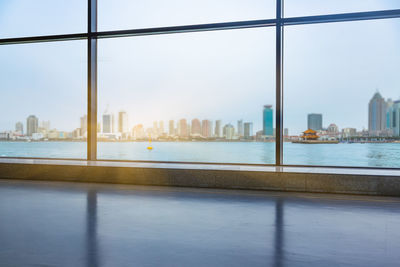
[{"left": 0, "top": 180, "right": 399, "bottom": 267}]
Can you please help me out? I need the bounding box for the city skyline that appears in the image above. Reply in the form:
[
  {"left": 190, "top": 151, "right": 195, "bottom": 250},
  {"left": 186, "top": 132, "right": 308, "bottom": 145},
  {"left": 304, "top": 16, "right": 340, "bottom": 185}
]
[{"left": 7, "top": 89, "right": 400, "bottom": 141}]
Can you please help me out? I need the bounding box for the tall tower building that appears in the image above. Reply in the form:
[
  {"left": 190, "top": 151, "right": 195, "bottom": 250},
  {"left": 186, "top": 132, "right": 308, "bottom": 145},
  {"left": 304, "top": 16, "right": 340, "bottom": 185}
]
[
  {"left": 80, "top": 115, "right": 87, "bottom": 137},
  {"left": 26, "top": 115, "right": 39, "bottom": 136},
  {"left": 368, "top": 92, "right": 387, "bottom": 135},
  {"left": 169, "top": 120, "right": 175, "bottom": 136},
  {"left": 178, "top": 119, "right": 188, "bottom": 137},
  {"left": 158, "top": 121, "right": 164, "bottom": 135},
  {"left": 102, "top": 113, "right": 114, "bottom": 133},
  {"left": 223, "top": 124, "right": 235, "bottom": 140},
  {"left": 307, "top": 113, "right": 323, "bottom": 131},
  {"left": 15, "top": 122, "right": 23, "bottom": 134},
  {"left": 118, "top": 111, "right": 128, "bottom": 133},
  {"left": 237, "top": 120, "right": 244, "bottom": 137},
  {"left": 201, "top": 120, "right": 212, "bottom": 138},
  {"left": 215, "top": 120, "right": 222, "bottom": 138},
  {"left": 191, "top": 119, "right": 201, "bottom": 136},
  {"left": 244, "top": 122, "right": 253, "bottom": 139},
  {"left": 263, "top": 105, "right": 273, "bottom": 136},
  {"left": 387, "top": 100, "right": 400, "bottom": 136}
]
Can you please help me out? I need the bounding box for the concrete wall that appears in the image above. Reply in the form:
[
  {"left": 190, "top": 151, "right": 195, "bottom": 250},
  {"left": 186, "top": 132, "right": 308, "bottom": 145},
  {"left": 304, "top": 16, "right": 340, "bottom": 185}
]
[{"left": 0, "top": 162, "right": 399, "bottom": 196}]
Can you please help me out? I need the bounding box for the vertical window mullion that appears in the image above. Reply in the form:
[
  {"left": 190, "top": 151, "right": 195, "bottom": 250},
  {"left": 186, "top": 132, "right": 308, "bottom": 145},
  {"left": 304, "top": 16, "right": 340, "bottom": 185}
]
[
  {"left": 275, "top": 0, "right": 284, "bottom": 166},
  {"left": 87, "top": 0, "right": 98, "bottom": 160}
]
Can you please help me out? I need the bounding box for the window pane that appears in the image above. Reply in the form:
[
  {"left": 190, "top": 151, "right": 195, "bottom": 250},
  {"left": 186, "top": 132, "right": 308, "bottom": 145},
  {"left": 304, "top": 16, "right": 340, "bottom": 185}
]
[
  {"left": 284, "top": 0, "right": 400, "bottom": 17},
  {"left": 99, "top": 0, "right": 276, "bottom": 31},
  {"left": 98, "top": 28, "right": 276, "bottom": 164},
  {"left": 0, "top": 0, "right": 86, "bottom": 38},
  {"left": 0, "top": 41, "right": 87, "bottom": 158},
  {"left": 283, "top": 19, "right": 400, "bottom": 167}
]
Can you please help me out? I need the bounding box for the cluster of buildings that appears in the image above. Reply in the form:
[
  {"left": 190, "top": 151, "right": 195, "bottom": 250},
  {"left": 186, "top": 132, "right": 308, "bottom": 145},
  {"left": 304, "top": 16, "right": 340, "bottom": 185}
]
[
  {"left": 98, "top": 105, "right": 277, "bottom": 141},
  {"left": 302, "top": 113, "right": 368, "bottom": 140},
  {"left": 368, "top": 92, "right": 400, "bottom": 137},
  {"left": 0, "top": 105, "right": 280, "bottom": 142},
  {"left": 302, "top": 92, "right": 400, "bottom": 140},
  {"left": 3, "top": 92, "right": 394, "bottom": 142},
  {"left": 0, "top": 115, "right": 80, "bottom": 141}
]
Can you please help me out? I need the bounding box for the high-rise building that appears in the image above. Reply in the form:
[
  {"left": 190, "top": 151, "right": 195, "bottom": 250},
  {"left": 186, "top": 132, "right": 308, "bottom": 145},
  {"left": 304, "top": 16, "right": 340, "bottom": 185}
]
[
  {"left": 15, "top": 122, "right": 23, "bottom": 134},
  {"left": 237, "top": 120, "right": 244, "bottom": 137},
  {"left": 178, "top": 119, "right": 188, "bottom": 137},
  {"left": 118, "top": 111, "right": 128, "bottom": 133},
  {"left": 40, "top": 121, "right": 50, "bottom": 131},
  {"left": 215, "top": 120, "right": 222, "bottom": 138},
  {"left": 26, "top": 115, "right": 38, "bottom": 136},
  {"left": 368, "top": 92, "right": 387, "bottom": 135},
  {"left": 102, "top": 113, "right": 114, "bottom": 133},
  {"left": 342, "top": 128, "right": 357, "bottom": 138},
  {"left": 158, "top": 121, "right": 164, "bottom": 135},
  {"left": 223, "top": 124, "right": 235, "bottom": 140},
  {"left": 202, "top": 120, "right": 212, "bottom": 138},
  {"left": 284, "top": 128, "right": 289, "bottom": 137},
  {"left": 263, "top": 105, "right": 273, "bottom": 136},
  {"left": 307, "top": 113, "right": 323, "bottom": 131},
  {"left": 169, "top": 120, "right": 175, "bottom": 136},
  {"left": 191, "top": 119, "right": 201, "bottom": 136},
  {"left": 132, "top": 124, "right": 145, "bottom": 139},
  {"left": 327, "top": 124, "right": 339, "bottom": 135},
  {"left": 80, "top": 115, "right": 87, "bottom": 137},
  {"left": 387, "top": 100, "right": 400, "bottom": 136},
  {"left": 244, "top": 122, "right": 253, "bottom": 139}
]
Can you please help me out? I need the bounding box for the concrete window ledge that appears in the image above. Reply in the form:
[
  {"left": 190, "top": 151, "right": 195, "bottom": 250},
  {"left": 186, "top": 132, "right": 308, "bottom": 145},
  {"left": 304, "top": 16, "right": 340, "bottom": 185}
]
[{"left": 0, "top": 158, "right": 399, "bottom": 196}]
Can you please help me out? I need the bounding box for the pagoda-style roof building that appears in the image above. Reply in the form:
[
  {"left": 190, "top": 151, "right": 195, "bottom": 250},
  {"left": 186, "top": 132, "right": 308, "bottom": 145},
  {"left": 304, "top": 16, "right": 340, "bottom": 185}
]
[{"left": 301, "top": 129, "right": 319, "bottom": 140}]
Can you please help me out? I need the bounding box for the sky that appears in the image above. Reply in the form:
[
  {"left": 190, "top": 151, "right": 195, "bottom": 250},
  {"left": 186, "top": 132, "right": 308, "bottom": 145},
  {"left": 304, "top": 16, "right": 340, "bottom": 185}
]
[{"left": 0, "top": 0, "right": 399, "bottom": 134}]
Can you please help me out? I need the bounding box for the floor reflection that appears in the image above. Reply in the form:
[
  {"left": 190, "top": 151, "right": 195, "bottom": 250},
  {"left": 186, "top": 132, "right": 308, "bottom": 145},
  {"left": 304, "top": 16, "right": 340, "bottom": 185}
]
[
  {"left": 274, "top": 198, "right": 284, "bottom": 267},
  {"left": 86, "top": 190, "right": 98, "bottom": 267}
]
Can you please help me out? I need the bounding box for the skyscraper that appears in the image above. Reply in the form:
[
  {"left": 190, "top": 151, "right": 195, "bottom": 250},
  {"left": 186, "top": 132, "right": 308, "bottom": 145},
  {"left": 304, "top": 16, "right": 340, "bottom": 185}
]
[
  {"left": 202, "top": 120, "right": 212, "bottom": 138},
  {"left": 368, "top": 92, "right": 387, "bottom": 135},
  {"left": 191, "top": 119, "right": 201, "bottom": 136},
  {"left": 284, "top": 128, "right": 289, "bottom": 137},
  {"left": 102, "top": 113, "right": 114, "bottom": 133},
  {"left": 158, "top": 121, "right": 164, "bottom": 135},
  {"left": 215, "top": 120, "right": 222, "bottom": 138},
  {"left": 118, "top": 111, "right": 128, "bottom": 133},
  {"left": 263, "top": 105, "right": 273, "bottom": 136},
  {"left": 169, "top": 120, "right": 175, "bottom": 136},
  {"left": 244, "top": 122, "right": 253, "bottom": 139},
  {"left": 80, "top": 115, "right": 87, "bottom": 137},
  {"left": 15, "top": 122, "right": 23, "bottom": 134},
  {"left": 237, "top": 120, "right": 244, "bottom": 137},
  {"left": 307, "top": 113, "right": 323, "bottom": 131},
  {"left": 26, "top": 115, "right": 38, "bottom": 136},
  {"left": 387, "top": 100, "right": 400, "bottom": 136},
  {"left": 178, "top": 119, "right": 188, "bottom": 137},
  {"left": 223, "top": 124, "right": 235, "bottom": 140}
]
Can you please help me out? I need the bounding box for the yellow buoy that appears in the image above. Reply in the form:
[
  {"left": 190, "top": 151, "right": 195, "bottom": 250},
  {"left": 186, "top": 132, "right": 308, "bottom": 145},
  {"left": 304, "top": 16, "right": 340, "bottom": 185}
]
[{"left": 147, "top": 134, "right": 153, "bottom": 150}]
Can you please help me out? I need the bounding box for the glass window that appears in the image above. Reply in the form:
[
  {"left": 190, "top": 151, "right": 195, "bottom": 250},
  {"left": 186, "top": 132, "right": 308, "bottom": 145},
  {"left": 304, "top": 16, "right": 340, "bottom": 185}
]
[
  {"left": 97, "top": 28, "right": 276, "bottom": 164},
  {"left": 0, "top": 0, "right": 86, "bottom": 38},
  {"left": 0, "top": 41, "right": 87, "bottom": 158},
  {"left": 98, "top": 0, "right": 276, "bottom": 31},
  {"left": 284, "top": 0, "right": 400, "bottom": 17},
  {"left": 283, "top": 19, "right": 400, "bottom": 167}
]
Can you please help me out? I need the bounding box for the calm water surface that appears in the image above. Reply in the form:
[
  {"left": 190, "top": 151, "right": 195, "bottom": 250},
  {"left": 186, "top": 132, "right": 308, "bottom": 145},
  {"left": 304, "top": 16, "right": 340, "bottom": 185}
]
[{"left": 0, "top": 141, "right": 399, "bottom": 167}]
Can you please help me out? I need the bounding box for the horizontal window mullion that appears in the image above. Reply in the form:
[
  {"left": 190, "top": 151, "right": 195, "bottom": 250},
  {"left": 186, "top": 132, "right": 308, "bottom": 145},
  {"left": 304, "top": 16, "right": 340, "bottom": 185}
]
[
  {"left": 283, "top": 9, "right": 400, "bottom": 26},
  {"left": 0, "top": 33, "right": 88, "bottom": 46}
]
